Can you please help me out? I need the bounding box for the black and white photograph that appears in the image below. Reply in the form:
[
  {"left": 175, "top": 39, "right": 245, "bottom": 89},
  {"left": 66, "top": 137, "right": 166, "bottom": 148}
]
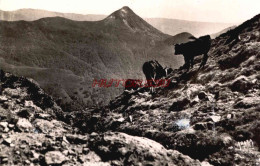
[{"left": 0, "top": 0, "right": 259, "bottom": 165}]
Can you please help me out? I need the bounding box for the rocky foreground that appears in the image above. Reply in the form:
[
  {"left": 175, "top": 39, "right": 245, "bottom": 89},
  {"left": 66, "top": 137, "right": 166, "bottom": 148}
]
[
  {"left": 0, "top": 70, "right": 206, "bottom": 166},
  {"left": 1, "top": 14, "right": 260, "bottom": 166}
]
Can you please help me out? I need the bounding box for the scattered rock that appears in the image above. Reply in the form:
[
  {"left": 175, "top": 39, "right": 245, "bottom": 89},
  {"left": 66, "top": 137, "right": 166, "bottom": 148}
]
[
  {"left": 169, "top": 98, "right": 190, "bottom": 111},
  {"left": 198, "top": 91, "right": 208, "bottom": 100},
  {"left": 17, "top": 108, "right": 32, "bottom": 118},
  {"left": 198, "top": 104, "right": 211, "bottom": 113},
  {"left": 83, "top": 161, "right": 110, "bottom": 166},
  {"left": 234, "top": 97, "right": 260, "bottom": 108},
  {"left": 0, "top": 152, "right": 9, "bottom": 164},
  {"left": 220, "top": 134, "right": 232, "bottom": 146},
  {"left": 210, "top": 115, "right": 221, "bottom": 122},
  {"left": 45, "top": 151, "right": 67, "bottom": 165},
  {"left": 83, "top": 148, "right": 90, "bottom": 154},
  {"left": 25, "top": 160, "right": 30, "bottom": 164},
  {"left": 3, "top": 88, "right": 21, "bottom": 98},
  {"left": 78, "top": 151, "right": 101, "bottom": 163},
  {"left": 229, "top": 76, "right": 253, "bottom": 93},
  {"left": 16, "top": 118, "right": 34, "bottom": 132},
  {"left": 194, "top": 122, "right": 207, "bottom": 130},
  {"left": 191, "top": 98, "right": 199, "bottom": 106},
  {"left": 34, "top": 119, "right": 54, "bottom": 134},
  {"left": 227, "top": 114, "right": 232, "bottom": 119},
  {"left": 0, "top": 96, "right": 8, "bottom": 103},
  {"left": 175, "top": 118, "right": 190, "bottom": 130},
  {"left": 0, "top": 122, "right": 8, "bottom": 129},
  {"left": 37, "top": 113, "right": 52, "bottom": 120},
  {"left": 24, "top": 100, "right": 42, "bottom": 111},
  {"left": 20, "top": 144, "right": 27, "bottom": 149},
  {"left": 66, "top": 134, "right": 88, "bottom": 144},
  {"left": 3, "top": 137, "right": 12, "bottom": 145},
  {"left": 31, "top": 150, "right": 40, "bottom": 161},
  {"left": 117, "top": 117, "right": 125, "bottom": 122}
]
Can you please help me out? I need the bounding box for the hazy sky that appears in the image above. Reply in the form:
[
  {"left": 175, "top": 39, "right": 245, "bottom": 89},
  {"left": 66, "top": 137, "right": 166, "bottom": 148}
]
[{"left": 0, "top": 0, "right": 259, "bottom": 23}]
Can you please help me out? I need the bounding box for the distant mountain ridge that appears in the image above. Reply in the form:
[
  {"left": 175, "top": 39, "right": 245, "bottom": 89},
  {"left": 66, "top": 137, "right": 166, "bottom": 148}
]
[
  {"left": 145, "top": 18, "right": 236, "bottom": 37},
  {"left": 0, "top": 8, "right": 235, "bottom": 36},
  {"left": 0, "top": 8, "right": 106, "bottom": 21}
]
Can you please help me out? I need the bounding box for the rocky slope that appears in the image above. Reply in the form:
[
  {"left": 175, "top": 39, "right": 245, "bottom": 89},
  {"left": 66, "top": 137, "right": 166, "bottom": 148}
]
[
  {"left": 69, "top": 14, "right": 260, "bottom": 165},
  {"left": 0, "top": 70, "right": 205, "bottom": 165},
  {"left": 210, "top": 26, "right": 237, "bottom": 39}
]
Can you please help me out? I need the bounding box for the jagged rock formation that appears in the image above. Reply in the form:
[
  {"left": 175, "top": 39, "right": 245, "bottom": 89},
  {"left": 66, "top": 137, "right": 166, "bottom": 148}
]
[{"left": 70, "top": 14, "right": 260, "bottom": 165}]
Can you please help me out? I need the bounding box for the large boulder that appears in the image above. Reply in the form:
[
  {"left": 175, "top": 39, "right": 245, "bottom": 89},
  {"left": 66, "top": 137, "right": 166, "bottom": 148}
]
[{"left": 89, "top": 132, "right": 201, "bottom": 166}]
